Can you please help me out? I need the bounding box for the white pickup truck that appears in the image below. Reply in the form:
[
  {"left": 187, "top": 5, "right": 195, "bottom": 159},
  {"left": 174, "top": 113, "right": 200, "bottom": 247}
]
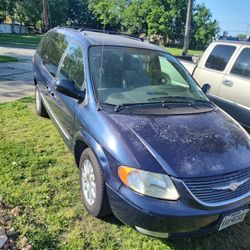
[{"left": 180, "top": 40, "right": 250, "bottom": 129}]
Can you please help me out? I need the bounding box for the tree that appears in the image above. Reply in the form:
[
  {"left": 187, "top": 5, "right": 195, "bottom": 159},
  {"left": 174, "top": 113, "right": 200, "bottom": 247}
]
[
  {"left": 122, "top": 0, "right": 148, "bottom": 35},
  {"left": 0, "top": 0, "right": 220, "bottom": 43},
  {"left": 190, "top": 3, "right": 220, "bottom": 49},
  {"left": 66, "top": 0, "right": 101, "bottom": 28},
  {"left": 46, "top": 0, "right": 67, "bottom": 27},
  {"left": 0, "top": 0, "right": 16, "bottom": 33},
  {"left": 15, "top": 0, "right": 43, "bottom": 32},
  {"left": 237, "top": 34, "right": 247, "bottom": 40},
  {"left": 122, "top": 0, "right": 187, "bottom": 45},
  {"left": 146, "top": 0, "right": 187, "bottom": 44},
  {"left": 89, "top": 0, "right": 128, "bottom": 30}
]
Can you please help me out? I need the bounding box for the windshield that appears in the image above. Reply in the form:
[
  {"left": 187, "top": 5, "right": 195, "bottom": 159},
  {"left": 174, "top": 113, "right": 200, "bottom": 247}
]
[{"left": 89, "top": 46, "right": 209, "bottom": 106}]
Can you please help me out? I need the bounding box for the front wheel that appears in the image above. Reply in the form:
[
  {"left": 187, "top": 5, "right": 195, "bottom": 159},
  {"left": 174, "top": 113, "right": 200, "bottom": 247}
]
[
  {"left": 79, "top": 148, "right": 111, "bottom": 217},
  {"left": 35, "top": 85, "right": 48, "bottom": 118}
]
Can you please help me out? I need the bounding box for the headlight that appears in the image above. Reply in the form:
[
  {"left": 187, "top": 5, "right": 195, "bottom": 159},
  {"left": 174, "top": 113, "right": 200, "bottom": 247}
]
[{"left": 118, "top": 166, "right": 180, "bottom": 200}]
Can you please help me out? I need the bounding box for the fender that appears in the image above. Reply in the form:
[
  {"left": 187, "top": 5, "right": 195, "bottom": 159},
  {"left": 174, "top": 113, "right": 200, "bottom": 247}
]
[{"left": 74, "top": 129, "right": 122, "bottom": 191}]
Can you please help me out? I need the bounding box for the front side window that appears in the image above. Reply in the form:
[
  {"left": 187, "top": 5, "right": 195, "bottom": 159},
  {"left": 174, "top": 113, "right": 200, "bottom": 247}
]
[
  {"left": 89, "top": 46, "right": 208, "bottom": 106},
  {"left": 231, "top": 48, "right": 250, "bottom": 78},
  {"left": 205, "top": 45, "right": 236, "bottom": 71},
  {"left": 59, "top": 43, "right": 85, "bottom": 89},
  {"left": 39, "top": 32, "right": 68, "bottom": 77}
]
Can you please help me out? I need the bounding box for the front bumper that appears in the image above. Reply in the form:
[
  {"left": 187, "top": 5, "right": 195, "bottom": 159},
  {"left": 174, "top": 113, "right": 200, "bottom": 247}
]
[{"left": 107, "top": 184, "right": 250, "bottom": 238}]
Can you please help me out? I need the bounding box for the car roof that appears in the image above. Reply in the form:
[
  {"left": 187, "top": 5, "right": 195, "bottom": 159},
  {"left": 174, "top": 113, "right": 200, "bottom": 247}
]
[
  {"left": 213, "top": 40, "right": 250, "bottom": 46},
  {"left": 54, "top": 27, "right": 166, "bottom": 52}
]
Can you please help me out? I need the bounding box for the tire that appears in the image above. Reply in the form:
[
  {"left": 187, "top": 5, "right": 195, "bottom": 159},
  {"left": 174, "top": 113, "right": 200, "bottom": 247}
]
[
  {"left": 79, "top": 148, "right": 111, "bottom": 217},
  {"left": 35, "top": 85, "right": 48, "bottom": 118}
]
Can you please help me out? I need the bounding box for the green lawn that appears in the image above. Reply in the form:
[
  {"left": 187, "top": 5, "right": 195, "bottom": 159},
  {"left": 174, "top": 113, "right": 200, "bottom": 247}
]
[
  {"left": 0, "top": 55, "right": 18, "bottom": 62},
  {"left": 165, "top": 47, "right": 204, "bottom": 56},
  {"left": 0, "top": 33, "right": 203, "bottom": 56},
  {"left": 0, "top": 97, "right": 249, "bottom": 249},
  {"left": 0, "top": 34, "right": 42, "bottom": 48}
]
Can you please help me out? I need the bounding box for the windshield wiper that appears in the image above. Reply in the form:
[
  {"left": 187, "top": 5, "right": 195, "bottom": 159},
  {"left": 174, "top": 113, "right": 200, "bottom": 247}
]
[
  {"left": 114, "top": 103, "right": 144, "bottom": 112},
  {"left": 114, "top": 102, "right": 160, "bottom": 112},
  {"left": 147, "top": 96, "right": 210, "bottom": 103}
]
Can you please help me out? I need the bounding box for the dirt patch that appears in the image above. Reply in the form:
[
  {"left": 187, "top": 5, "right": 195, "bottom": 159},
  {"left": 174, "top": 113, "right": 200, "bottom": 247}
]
[{"left": 0, "top": 202, "right": 32, "bottom": 250}]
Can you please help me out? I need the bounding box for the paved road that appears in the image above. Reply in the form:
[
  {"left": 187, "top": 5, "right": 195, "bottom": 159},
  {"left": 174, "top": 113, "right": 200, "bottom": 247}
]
[
  {"left": 0, "top": 46, "right": 35, "bottom": 103},
  {"left": 0, "top": 46, "right": 35, "bottom": 61}
]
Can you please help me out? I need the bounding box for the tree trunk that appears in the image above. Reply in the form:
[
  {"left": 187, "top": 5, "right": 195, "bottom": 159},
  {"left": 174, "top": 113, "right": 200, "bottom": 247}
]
[
  {"left": 10, "top": 16, "right": 15, "bottom": 34},
  {"left": 19, "top": 23, "right": 22, "bottom": 34}
]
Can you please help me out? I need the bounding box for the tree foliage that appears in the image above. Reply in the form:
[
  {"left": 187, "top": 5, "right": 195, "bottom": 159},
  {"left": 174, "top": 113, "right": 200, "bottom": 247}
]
[
  {"left": 190, "top": 3, "right": 220, "bottom": 49},
  {"left": 67, "top": 0, "right": 101, "bottom": 28},
  {"left": 0, "top": 0, "right": 42, "bottom": 31},
  {"left": 0, "top": 0, "right": 219, "bottom": 49},
  {"left": 92, "top": 0, "right": 219, "bottom": 48},
  {"left": 89, "top": 0, "right": 128, "bottom": 29}
]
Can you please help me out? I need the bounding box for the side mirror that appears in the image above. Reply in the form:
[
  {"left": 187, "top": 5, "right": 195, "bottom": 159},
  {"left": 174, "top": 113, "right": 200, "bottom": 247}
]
[
  {"left": 56, "top": 79, "right": 86, "bottom": 101},
  {"left": 192, "top": 56, "right": 200, "bottom": 65},
  {"left": 201, "top": 83, "right": 211, "bottom": 94}
]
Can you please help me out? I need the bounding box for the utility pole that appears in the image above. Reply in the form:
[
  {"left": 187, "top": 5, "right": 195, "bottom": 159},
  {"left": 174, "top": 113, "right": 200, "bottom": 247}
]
[
  {"left": 182, "top": 0, "right": 193, "bottom": 55},
  {"left": 42, "top": 0, "right": 48, "bottom": 32},
  {"left": 246, "top": 24, "right": 250, "bottom": 39}
]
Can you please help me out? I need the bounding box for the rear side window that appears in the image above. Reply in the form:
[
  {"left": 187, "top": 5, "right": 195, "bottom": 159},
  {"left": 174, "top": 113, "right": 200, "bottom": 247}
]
[
  {"left": 58, "top": 43, "right": 85, "bottom": 89},
  {"left": 205, "top": 45, "right": 236, "bottom": 71},
  {"left": 231, "top": 48, "right": 250, "bottom": 78},
  {"left": 39, "top": 32, "right": 68, "bottom": 77}
]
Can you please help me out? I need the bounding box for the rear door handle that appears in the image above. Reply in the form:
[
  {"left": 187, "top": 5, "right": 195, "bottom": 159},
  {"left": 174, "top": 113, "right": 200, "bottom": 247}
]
[{"left": 223, "top": 79, "right": 233, "bottom": 87}]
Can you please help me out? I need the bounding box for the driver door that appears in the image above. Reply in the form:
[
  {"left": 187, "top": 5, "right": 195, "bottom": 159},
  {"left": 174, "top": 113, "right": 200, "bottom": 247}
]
[{"left": 52, "top": 42, "right": 85, "bottom": 147}]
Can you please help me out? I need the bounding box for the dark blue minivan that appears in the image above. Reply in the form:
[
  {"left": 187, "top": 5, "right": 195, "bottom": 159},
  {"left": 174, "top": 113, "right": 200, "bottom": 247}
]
[{"left": 33, "top": 27, "right": 250, "bottom": 238}]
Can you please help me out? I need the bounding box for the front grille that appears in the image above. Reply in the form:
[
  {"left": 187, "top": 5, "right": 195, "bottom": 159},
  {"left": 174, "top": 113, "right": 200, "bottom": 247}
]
[{"left": 183, "top": 167, "right": 250, "bottom": 204}]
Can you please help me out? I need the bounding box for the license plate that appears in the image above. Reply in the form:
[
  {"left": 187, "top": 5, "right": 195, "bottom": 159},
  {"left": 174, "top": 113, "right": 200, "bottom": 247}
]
[{"left": 219, "top": 209, "right": 249, "bottom": 231}]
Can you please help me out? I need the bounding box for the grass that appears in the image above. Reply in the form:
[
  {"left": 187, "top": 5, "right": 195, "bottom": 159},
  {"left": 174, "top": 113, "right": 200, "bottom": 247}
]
[
  {"left": 0, "top": 97, "right": 250, "bottom": 249},
  {"left": 0, "top": 55, "right": 18, "bottom": 62},
  {"left": 0, "top": 34, "right": 42, "bottom": 48},
  {"left": 0, "top": 33, "right": 203, "bottom": 55},
  {"left": 165, "top": 47, "right": 204, "bottom": 56}
]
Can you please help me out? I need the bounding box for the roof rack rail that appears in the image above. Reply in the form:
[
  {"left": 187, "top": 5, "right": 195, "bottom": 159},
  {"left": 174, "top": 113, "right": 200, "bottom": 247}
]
[
  {"left": 79, "top": 28, "right": 144, "bottom": 42},
  {"left": 58, "top": 25, "right": 81, "bottom": 30}
]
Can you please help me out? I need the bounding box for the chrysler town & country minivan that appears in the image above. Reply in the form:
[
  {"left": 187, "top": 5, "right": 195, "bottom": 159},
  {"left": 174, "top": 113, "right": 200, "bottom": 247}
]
[{"left": 33, "top": 27, "right": 250, "bottom": 238}]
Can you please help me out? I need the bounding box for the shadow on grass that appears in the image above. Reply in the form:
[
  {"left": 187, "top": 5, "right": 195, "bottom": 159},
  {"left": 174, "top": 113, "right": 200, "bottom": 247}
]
[
  {"left": 160, "top": 215, "right": 250, "bottom": 250},
  {"left": 101, "top": 213, "right": 124, "bottom": 227},
  {"left": 100, "top": 210, "right": 250, "bottom": 250}
]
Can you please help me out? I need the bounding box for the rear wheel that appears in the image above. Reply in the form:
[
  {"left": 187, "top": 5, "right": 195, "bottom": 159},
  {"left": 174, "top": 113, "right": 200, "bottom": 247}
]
[
  {"left": 35, "top": 85, "right": 48, "bottom": 117},
  {"left": 79, "top": 148, "right": 111, "bottom": 217}
]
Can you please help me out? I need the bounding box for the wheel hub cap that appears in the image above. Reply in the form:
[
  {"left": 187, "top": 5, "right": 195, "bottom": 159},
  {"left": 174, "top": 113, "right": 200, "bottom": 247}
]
[
  {"left": 35, "top": 89, "right": 41, "bottom": 111},
  {"left": 81, "top": 159, "right": 96, "bottom": 206}
]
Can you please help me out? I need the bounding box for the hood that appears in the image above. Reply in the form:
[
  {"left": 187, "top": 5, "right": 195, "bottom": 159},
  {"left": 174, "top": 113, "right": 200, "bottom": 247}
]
[{"left": 106, "top": 109, "right": 250, "bottom": 178}]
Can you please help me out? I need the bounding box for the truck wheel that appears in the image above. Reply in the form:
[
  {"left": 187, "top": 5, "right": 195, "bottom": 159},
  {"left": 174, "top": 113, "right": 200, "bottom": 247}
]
[
  {"left": 35, "top": 85, "right": 48, "bottom": 118},
  {"left": 79, "top": 148, "right": 111, "bottom": 217}
]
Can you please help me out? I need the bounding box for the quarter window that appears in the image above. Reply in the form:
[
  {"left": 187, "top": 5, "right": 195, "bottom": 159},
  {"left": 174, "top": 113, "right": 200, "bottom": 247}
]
[
  {"left": 231, "top": 48, "right": 250, "bottom": 78},
  {"left": 205, "top": 45, "right": 236, "bottom": 71},
  {"left": 59, "top": 43, "right": 85, "bottom": 89}
]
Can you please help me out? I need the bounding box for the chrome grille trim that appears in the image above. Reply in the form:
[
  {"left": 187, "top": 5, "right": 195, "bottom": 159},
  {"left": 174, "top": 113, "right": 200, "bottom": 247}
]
[{"left": 182, "top": 167, "right": 250, "bottom": 206}]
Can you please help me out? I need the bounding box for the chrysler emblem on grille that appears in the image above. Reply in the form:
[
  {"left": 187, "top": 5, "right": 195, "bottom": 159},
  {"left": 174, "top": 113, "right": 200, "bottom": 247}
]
[
  {"left": 212, "top": 178, "right": 249, "bottom": 191},
  {"left": 230, "top": 182, "right": 239, "bottom": 191}
]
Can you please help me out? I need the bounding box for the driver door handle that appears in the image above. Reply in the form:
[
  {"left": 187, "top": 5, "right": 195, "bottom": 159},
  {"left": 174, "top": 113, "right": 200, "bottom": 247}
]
[
  {"left": 46, "top": 85, "right": 51, "bottom": 92},
  {"left": 46, "top": 85, "right": 55, "bottom": 97},
  {"left": 223, "top": 79, "right": 233, "bottom": 87}
]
